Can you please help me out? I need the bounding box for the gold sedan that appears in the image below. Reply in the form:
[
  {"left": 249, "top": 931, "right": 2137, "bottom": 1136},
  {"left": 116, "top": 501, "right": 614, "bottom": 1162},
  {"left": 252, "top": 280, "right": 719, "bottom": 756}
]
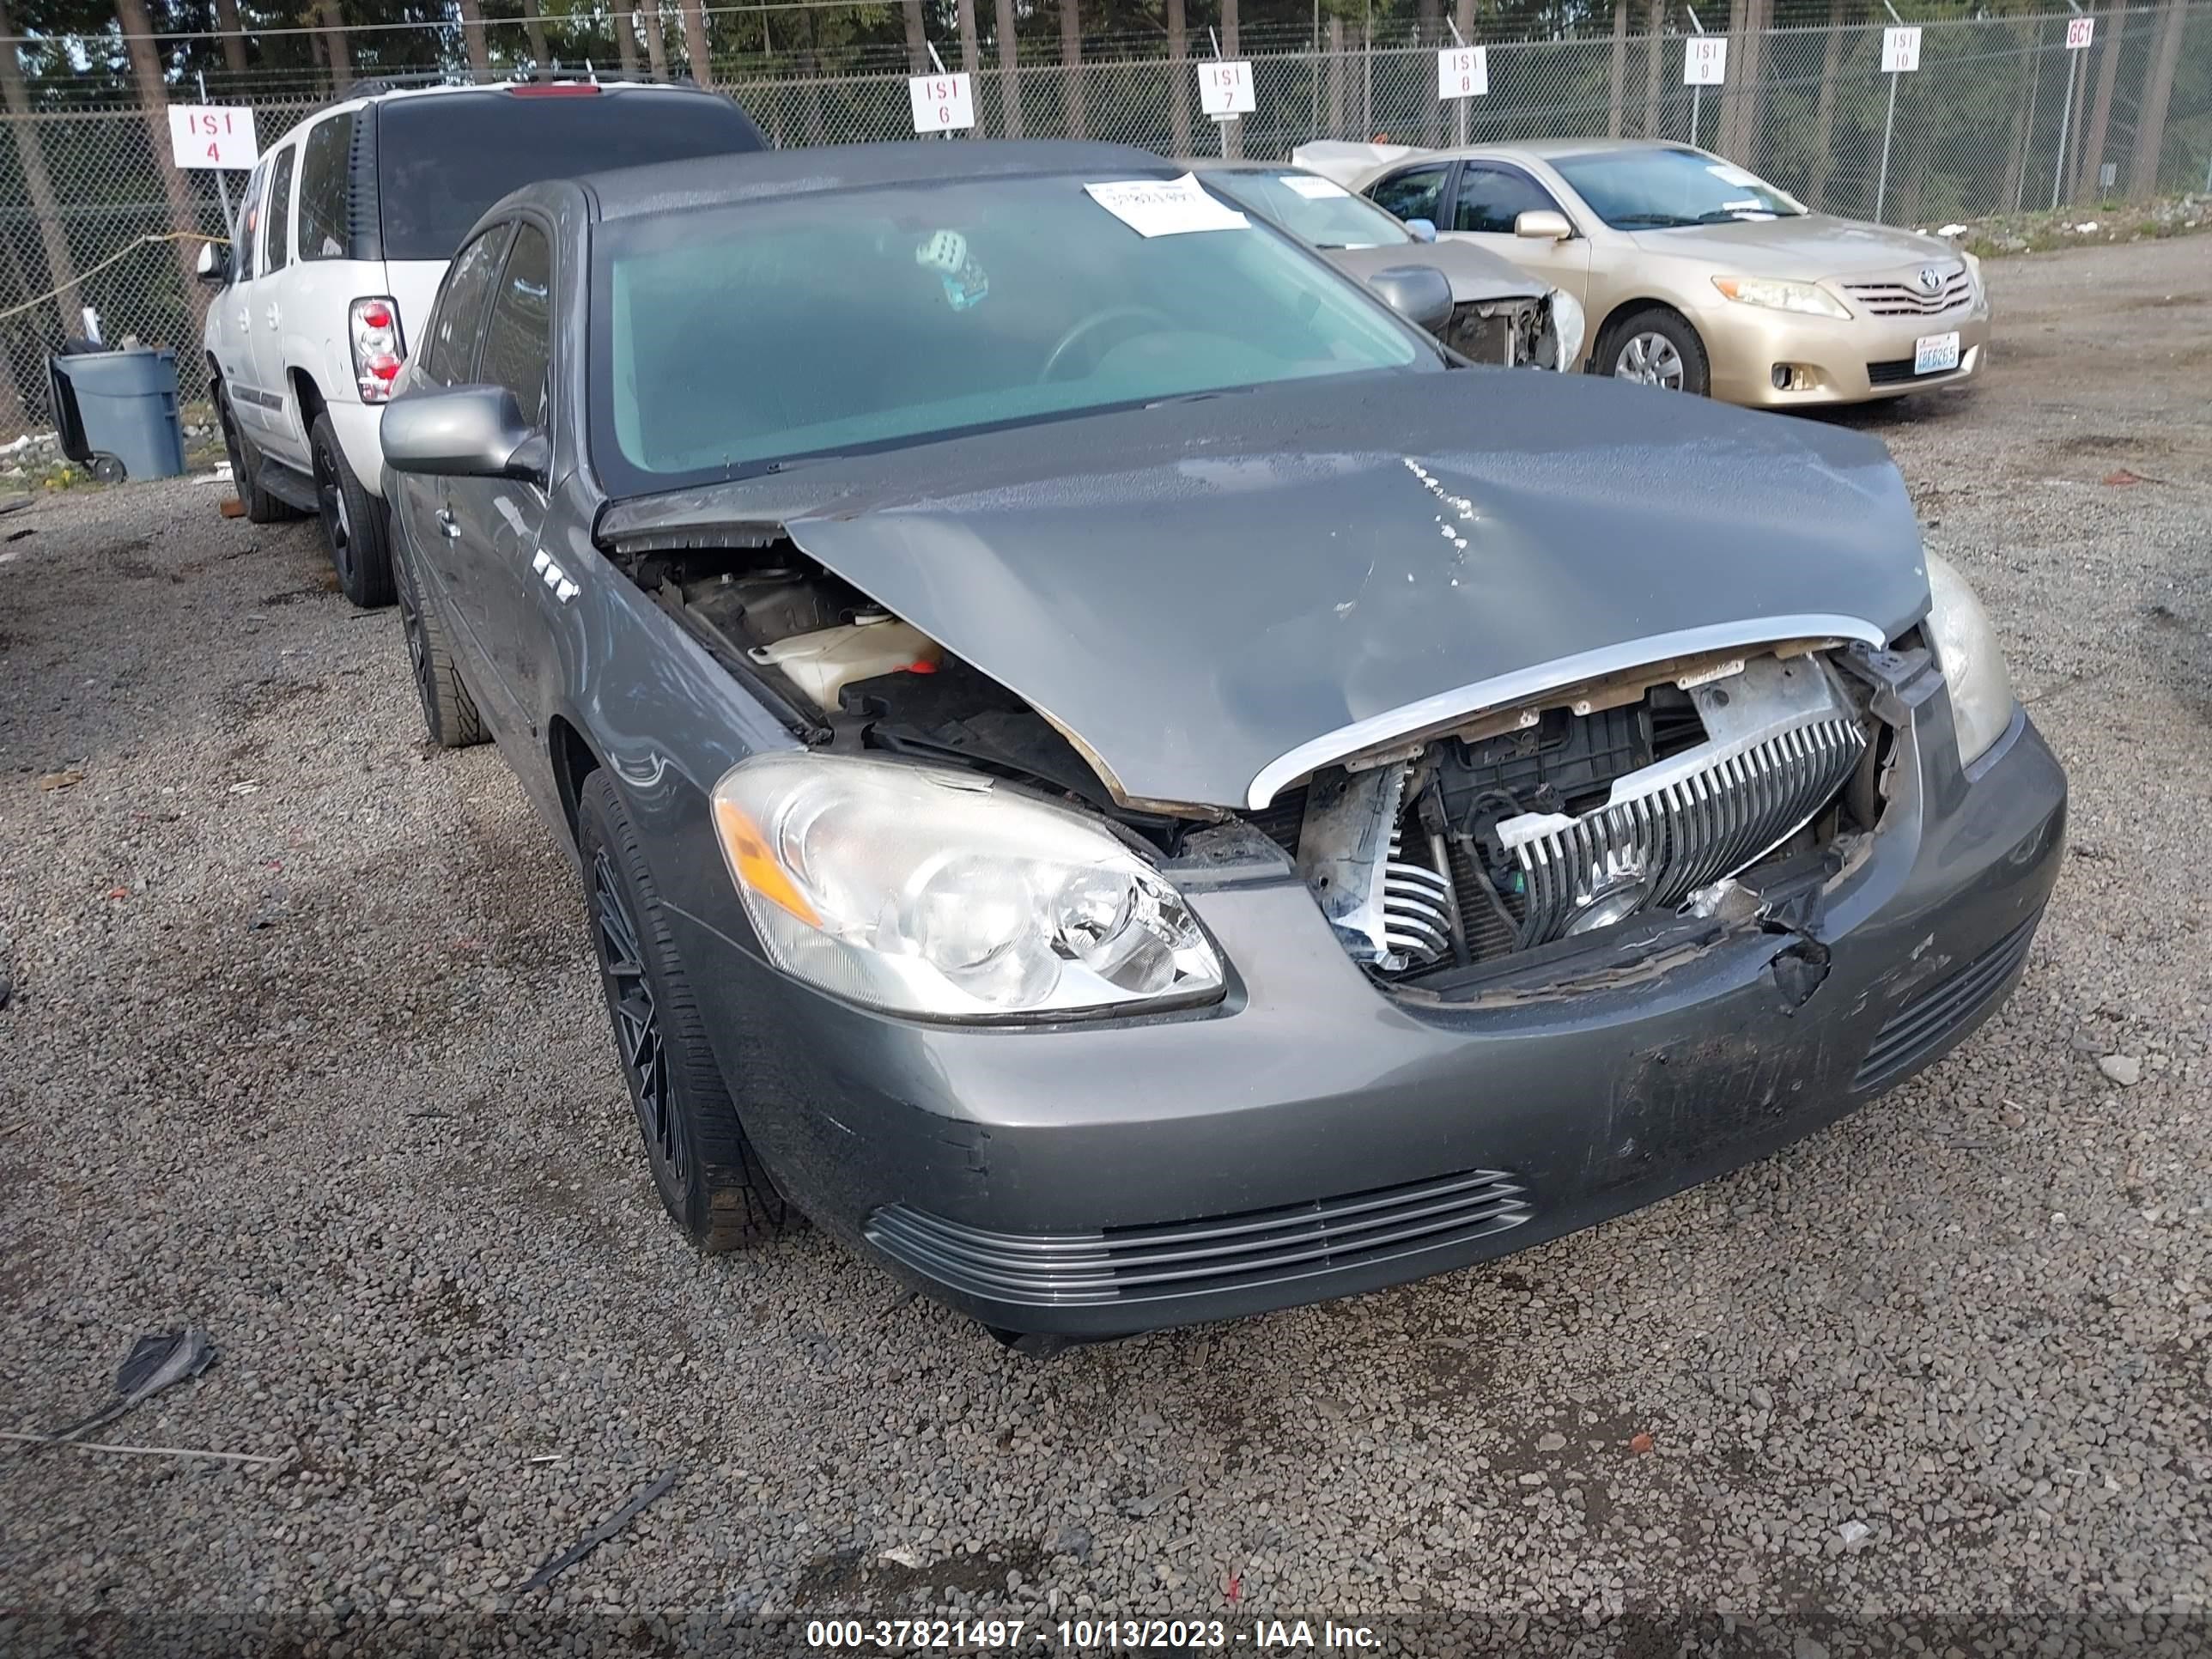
[{"left": 1294, "top": 137, "right": 1989, "bottom": 408}]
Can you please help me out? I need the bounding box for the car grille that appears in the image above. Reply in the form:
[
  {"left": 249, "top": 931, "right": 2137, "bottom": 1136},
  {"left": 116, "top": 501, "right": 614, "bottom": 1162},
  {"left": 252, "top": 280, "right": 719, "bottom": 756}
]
[
  {"left": 1510, "top": 711, "right": 1866, "bottom": 947},
  {"left": 1844, "top": 270, "right": 1973, "bottom": 315},
  {"left": 1866, "top": 355, "right": 1969, "bottom": 386},
  {"left": 1853, "top": 912, "right": 2039, "bottom": 1091},
  {"left": 866, "top": 1169, "right": 1532, "bottom": 1306}
]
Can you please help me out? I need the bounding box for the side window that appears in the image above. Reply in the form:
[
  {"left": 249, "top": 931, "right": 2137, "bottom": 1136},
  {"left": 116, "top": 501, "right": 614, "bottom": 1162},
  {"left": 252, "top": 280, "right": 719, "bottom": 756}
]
[
  {"left": 421, "top": 226, "right": 511, "bottom": 386},
  {"left": 233, "top": 160, "right": 266, "bottom": 281},
  {"left": 263, "top": 144, "right": 296, "bottom": 274},
  {"left": 1453, "top": 165, "right": 1562, "bottom": 235},
  {"left": 479, "top": 224, "right": 553, "bottom": 430},
  {"left": 1368, "top": 165, "right": 1449, "bottom": 226},
  {"left": 296, "top": 112, "right": 356, "bottom": 262}
]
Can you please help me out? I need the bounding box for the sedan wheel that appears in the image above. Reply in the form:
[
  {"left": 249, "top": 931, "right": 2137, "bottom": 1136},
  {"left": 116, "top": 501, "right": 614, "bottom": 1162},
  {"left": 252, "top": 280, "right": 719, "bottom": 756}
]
[{"left": 1615, "top": 331, "right": 1686, "bottom": 390}]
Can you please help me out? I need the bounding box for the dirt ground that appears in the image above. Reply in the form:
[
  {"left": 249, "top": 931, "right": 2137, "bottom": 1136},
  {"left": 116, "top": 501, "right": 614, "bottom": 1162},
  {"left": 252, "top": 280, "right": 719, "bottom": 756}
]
[{"left": 1, "top": 234, "right": 2208, "bottom": 1656}]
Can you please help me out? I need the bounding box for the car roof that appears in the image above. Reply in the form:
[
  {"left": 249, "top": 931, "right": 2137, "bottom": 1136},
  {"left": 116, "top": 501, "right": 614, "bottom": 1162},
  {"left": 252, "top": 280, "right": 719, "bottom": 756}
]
[
  {"left": 576, "top": 141, "right": 1175, "bottom": 219},
  {"left": 1446, "top": 137, "right": 1698, "bottom": 162}
]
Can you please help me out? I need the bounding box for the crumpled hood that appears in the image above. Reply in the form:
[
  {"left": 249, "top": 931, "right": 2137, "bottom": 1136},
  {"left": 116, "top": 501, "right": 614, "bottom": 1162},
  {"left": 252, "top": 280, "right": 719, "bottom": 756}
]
[
  {"left": 1632, "top": 213, "right": 1965, "bottom": 279},
  {"left": 1326, "top": 241, "right": 1549, "bottom": 305},
  {"left": 599, "top": 369, "right": 1929, "bottom": 811}
]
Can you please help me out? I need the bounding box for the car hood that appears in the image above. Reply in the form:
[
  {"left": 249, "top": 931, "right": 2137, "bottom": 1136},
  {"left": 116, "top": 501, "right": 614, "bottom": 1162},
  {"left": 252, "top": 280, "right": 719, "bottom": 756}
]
[
  {"left": 1629, "top": 213, "right": 1962, "bottom": 279},
  {"left": 598, "top": 370, "right": 1929, "bottom": 811},
  {"left": 1325, "top": 241, "right": 1549, "bottom": 304}
]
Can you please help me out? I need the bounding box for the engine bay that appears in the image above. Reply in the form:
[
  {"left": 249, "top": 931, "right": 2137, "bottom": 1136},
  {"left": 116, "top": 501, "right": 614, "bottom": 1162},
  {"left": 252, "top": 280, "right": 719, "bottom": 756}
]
[{"left": 629, "top": 544, "right": 1890, "bottom": 982}]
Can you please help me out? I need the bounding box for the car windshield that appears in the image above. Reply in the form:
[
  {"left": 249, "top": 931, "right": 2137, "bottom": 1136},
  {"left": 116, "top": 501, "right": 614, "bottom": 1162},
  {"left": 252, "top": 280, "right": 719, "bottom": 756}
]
[
  {"left": 590, "top": 173, "right": 1431, "bottom": 491},
  {"left": 1550, "top": 147, "right": 1806, "bottom": 230},
  {"left": 376, "top": 89, "right": 764, "bottom": 260},
  {"left": 1202, "top": 168, "right": 1416, "bottom": 248}
]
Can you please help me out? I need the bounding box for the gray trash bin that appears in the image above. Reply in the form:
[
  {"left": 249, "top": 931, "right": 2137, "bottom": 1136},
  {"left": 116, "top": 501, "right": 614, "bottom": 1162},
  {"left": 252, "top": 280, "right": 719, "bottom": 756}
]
[{"left": 47, "top": 346, "right": 187, "bottom": 484}]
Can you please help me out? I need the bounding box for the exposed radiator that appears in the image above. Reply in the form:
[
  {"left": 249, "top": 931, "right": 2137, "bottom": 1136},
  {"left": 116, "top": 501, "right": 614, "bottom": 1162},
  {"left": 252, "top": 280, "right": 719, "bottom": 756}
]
[{"left": 1498, "top": 656, "right": 1866, "bottom": 947}]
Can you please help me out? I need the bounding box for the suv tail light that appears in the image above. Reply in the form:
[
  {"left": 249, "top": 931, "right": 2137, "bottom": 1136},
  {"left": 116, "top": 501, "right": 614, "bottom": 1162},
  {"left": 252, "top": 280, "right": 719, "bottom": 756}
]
[{"left": 349, "top": 296, "right": 405, "bottom": 403}]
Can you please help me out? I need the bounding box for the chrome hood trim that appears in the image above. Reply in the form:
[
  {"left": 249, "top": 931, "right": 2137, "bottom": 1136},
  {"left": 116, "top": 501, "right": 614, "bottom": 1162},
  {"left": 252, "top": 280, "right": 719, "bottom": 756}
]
[{"left": 1244, "top": 615, "right": 1885, "bottom": 808}]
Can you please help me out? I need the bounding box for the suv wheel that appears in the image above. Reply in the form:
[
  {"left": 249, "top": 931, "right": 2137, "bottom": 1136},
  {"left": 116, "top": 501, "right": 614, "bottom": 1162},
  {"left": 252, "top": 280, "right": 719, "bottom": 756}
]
[
  {"left": 578, "top": 771, "right": 800, "bottom": 1253},
  {"left": 311, "top": 411, "right": 394, "bottom": 608},
  {"left": 216, "top": 383, "right": 299, "bottom": 524},
  {"left": 392, "top": 529, "right": 487, "bottom": 749}
]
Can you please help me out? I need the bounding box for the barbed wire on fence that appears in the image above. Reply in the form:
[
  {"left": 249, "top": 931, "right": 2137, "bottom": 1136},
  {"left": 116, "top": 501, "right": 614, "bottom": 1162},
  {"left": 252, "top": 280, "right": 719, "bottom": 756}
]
[{"left": 0, "top": 0, "right": 2202, "bottom": 442}]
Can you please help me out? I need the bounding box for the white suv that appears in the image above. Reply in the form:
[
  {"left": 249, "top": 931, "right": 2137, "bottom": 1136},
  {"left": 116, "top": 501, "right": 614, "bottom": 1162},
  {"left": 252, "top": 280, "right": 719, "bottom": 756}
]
[{"left": 199, "top": 76, "right": 764, "bottom": 605}]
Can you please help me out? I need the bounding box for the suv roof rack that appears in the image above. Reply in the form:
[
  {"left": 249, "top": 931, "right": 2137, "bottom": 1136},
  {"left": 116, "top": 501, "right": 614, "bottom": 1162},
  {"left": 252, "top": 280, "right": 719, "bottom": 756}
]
[{"left": 337, "top": 70, "right": 456, "bottom": 100}]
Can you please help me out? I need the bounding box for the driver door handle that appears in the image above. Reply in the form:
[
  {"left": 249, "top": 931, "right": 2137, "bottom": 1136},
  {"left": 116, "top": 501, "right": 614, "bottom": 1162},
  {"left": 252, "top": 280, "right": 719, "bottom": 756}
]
[
  {"left": 264, "top": 303, "right": 280, "bottom": 331},
  {"left": 435, "top": 507, "right": 461, "bottom": 540}
]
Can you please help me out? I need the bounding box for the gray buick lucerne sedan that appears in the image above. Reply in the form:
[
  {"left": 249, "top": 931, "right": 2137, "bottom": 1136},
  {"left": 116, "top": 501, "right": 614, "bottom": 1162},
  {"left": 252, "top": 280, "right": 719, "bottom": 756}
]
[{"left": 380, "top": 143, "right": 2064, "bottom": 1346}]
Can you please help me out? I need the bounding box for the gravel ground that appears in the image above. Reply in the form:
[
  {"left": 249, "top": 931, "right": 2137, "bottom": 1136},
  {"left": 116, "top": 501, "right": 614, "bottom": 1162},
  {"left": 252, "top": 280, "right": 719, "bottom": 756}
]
[{"left": 2, "top": 236, "right": 2208, "bottom": 1658}]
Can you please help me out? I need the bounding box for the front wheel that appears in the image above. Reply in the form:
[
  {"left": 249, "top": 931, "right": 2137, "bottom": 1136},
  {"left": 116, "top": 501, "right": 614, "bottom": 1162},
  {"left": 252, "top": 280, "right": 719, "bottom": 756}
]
[
  {"left": 311, "top": 411, "right": 393, "bottom": 608},
  {"left": 577, "top": 771, "right": 801, "bottom": 1252},
  {"left": 1601, "top": 307, "right": 1711, "bottom": 396}
]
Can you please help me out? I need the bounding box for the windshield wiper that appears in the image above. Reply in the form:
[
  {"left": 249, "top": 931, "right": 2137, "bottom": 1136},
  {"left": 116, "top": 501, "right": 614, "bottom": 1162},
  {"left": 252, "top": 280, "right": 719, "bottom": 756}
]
[{"left": 1607, "top": 212, "right": 1702, "bottom": 228}]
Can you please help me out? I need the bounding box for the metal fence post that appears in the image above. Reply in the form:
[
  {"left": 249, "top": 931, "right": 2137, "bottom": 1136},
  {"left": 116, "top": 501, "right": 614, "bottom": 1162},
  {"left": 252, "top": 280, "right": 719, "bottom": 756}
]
[
  {"left": 1875, "top": 4, "right": 1899, "bottom": 222},
  {"left": 2051, "top": 0, "right": 2084, "bottom": 210}
]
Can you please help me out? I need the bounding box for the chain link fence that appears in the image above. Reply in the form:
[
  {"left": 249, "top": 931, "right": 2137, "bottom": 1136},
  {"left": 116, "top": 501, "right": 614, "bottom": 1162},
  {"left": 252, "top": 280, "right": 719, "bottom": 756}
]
[{"left": 0, "top": 1, "right": 2205, "bottom": 441}]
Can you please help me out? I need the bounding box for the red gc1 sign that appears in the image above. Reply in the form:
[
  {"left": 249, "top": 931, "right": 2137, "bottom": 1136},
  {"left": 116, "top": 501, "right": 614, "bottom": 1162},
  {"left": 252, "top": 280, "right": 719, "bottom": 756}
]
[
  {"left": 907, "top": 73, "right": 975, "bottom": 132},
  {"left": 167, "top": 105, "right": 258, "bottom": 170},
  {"left": 2064, "top": 15, "right": 2095, "bottom": 48}
]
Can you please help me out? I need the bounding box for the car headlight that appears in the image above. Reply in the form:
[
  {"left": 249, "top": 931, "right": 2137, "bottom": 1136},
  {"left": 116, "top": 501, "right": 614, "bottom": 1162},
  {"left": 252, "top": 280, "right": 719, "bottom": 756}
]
[
  {"left": 1923, "top": 552, "right": 2016, "bottom": 768},
  {"left": 711, "top": 753, "right": 1225, "bottom": 1019},
  {"left": 1711, "top": 275, "right": 1851, "bottom": 319},
  {"left": 1546, "top": 289, "right": 1586, "bottom": 370}
]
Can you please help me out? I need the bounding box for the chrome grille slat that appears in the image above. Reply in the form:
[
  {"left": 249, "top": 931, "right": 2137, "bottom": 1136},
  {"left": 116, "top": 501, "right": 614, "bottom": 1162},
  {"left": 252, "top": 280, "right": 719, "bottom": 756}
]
[
  {"left": 1506, "top": 708, "right": 1866, "bottom": 948},
  {"left": 1842, "top": 271, "right": 1973, "bottom": 316}
]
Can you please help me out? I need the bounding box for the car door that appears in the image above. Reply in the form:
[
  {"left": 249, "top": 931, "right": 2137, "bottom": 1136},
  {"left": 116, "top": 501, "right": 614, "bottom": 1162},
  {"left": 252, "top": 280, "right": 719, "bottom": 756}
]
[
  {"left": 388, "top": 223, "right": 511, "bottom": 688},
  {"left": 444, "top": 218, "right": 558, "bottom": 736},
  {"left": 220, "top": 157, "right": 272, "bottom": 443},
  {"left": 1443, "top": 161, "right": 1593, "bottom": 305},
  {"left": 245, "top": 139, "right": 302, "bottom": 462}
]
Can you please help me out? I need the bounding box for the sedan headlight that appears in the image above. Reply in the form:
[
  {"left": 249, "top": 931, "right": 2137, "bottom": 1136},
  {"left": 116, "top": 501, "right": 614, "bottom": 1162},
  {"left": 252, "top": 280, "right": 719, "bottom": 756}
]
[
  {"left": 1961, "top": 250, "right": 1986, "bottom": 307},
  {"left": 1923, "top": 552, "right": 2016, "bottom": 768},
  {"left": 1711, "top": 275, "right": 1851, "bottom": 319},
  {"left": 711, "top": 753, "right": 1225, "bottom": 1019}
]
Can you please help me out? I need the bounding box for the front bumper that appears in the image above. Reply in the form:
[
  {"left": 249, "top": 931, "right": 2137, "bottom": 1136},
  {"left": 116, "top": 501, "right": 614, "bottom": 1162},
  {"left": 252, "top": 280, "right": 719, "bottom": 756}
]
[
  {"left": 670, "top": 704, "right": 2065, "bottom": 1339},
  {"left": 1698, "top": 298, "right": 1991, "bottom": 408}
]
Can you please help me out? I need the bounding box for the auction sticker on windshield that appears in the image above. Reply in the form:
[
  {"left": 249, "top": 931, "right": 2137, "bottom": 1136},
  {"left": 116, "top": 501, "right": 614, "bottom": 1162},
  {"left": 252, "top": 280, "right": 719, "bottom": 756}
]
[
  {"left": 1915, "top": 331, "right": 1961, "bottom": 374},
  {"left": 1085, "top": 175, "right": 1250, "bottom": 237}
]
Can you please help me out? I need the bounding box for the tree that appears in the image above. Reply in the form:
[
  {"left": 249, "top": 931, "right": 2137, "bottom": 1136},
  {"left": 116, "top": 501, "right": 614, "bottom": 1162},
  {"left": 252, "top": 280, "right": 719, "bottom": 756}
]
[
  {"left": 318, "top": 0, "right": 351, "bottom": 89},
  {"left": 112, "top": 0, "right": 205, "bottom": 307},
  {"left": 1717, "top": 0, "right": 1768, "bottom": 164},
  {"left": 2073, "top": 3, "right": 2124, "bottom": 202},
  {"left": 996, "top": 0, "right": 1019, "bottom": 135},
  {"left": 2125, "top": 0, "right": 2185, "bottom": 198},
  {"left": 1805, "top": 0, "right": 1849, "bottom": 209},
  {"left": 212, "top": 0, "right": 246, "bottom": 76},
  {"left": 0, "top": 0, "right": 80, "bottom": 342},
  {"left": 1168, "top": 0, "right": 1189, "bottom": 155},
  {"left": 641, "top": 0, "right": 670, "bottom": 77},
  {"left": 1640, "top": 0, "right": 1666, "bottom": 139},
  {"left": 902, "top": 0, "right": 927, "bottom": 71},
  {"left": 612, "top": 3, "right": 640, "bottom": 76},
  {"left": 456, "top": 0, "right": 492, "bottom": 78},
  {"left": 1060, "top": 0, "right": 1082, "bottom": 139},
  {"left": 1607, "top": 0, "right": 1627, "bottom": 137},
  {"left": 521, "top": 0, "right": 551, "bottom": 70},
  {"left": 678, "top": 0, "right": 712, "bottom": 83}
]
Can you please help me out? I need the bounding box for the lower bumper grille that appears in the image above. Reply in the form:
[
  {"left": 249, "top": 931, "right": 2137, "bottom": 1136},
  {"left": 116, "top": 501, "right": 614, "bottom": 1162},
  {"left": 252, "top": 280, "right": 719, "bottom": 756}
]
[
  {"left": 1853, "top": 912, "right": 2039, "bottom": 1091},
  {"left": 867, "top": 1169, "right": 1532, "bottom": 1307},
  {"left": 1867, "top": 356, "right": 1962, "bottom": 386}
]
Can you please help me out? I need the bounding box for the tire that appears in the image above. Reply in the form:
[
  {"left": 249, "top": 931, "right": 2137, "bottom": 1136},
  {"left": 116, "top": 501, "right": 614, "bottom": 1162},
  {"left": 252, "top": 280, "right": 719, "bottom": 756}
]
[
  {"left": 311, "top": 410, "right": 394, "bottom": 609},
  {"left": 216, "top": 382, "right": 298, "bottom": 525},
  {"left": 392, "top": 525, "right": 487, "bottom": 749},
  {"left": 1600, "top": 306, "right": 1711, "bottom": 396},
  {"left": 578, "top": 770, "right": 800, "bottom": 1252}
]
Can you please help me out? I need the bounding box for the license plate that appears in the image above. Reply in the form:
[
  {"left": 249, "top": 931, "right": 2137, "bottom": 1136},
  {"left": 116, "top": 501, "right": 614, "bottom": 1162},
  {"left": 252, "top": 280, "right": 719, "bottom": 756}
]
[{"left": 1914, "top": 331, "right": 1961, "bottom": 374}]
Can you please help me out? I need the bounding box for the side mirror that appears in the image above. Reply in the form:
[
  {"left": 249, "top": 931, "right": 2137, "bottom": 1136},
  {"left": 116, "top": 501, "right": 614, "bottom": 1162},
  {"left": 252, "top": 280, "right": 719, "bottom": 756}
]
[
  {"left": 1404, "top": 216, "right": 1438, "bottom": 244},
  {"left": 195, "top": 240, "right": 230, "bottom": 285},
  {"left": 1515, "top": 210, "right": 1572, "bottom": 241},
  {"left": 381, "top": 384, "right": 547, "bottom": 483},
  {"left": 1367, "top": 264, "right": 1455, "bottom": 334}
]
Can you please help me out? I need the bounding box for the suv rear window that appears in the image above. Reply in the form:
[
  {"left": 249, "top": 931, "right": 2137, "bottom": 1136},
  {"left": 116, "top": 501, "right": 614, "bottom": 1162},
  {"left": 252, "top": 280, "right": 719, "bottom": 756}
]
[{"left": 374, "top": 89, "right": 766, "bottom": 261}]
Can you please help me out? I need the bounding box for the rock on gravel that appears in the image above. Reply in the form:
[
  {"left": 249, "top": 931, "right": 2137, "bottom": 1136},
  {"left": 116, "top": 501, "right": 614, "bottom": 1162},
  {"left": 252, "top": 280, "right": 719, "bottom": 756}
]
[{"left": 1, "top": 237, "right": 2209, "bottom": 1653}]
